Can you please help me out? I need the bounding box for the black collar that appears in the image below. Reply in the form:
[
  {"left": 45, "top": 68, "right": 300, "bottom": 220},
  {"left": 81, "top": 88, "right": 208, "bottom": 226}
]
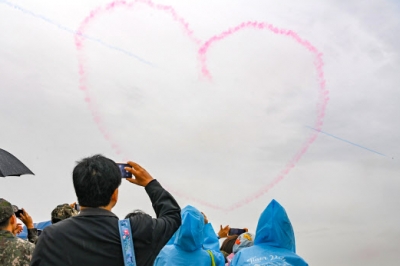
[{"left": 77, "top": 207, "right": 118, "bottom": 218}]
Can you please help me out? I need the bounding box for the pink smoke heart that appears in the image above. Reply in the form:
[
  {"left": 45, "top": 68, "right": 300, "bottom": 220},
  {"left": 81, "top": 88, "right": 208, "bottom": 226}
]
[{"left": 75, "top": 0, "right": 329, "bottom": 211}]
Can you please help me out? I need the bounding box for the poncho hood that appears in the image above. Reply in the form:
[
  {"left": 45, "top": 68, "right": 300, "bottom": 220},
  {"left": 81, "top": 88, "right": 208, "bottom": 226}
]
[
  {"left": 254, "top": 199, "right": 296, "bottom": 252},
  {"left": 173, "top": 205, "right": 204, "bottom": 251}
]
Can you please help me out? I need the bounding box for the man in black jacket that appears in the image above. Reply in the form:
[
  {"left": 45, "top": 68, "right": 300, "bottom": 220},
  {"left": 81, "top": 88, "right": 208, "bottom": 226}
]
[{"left": 30, "top": 155, "right": 181, "bottom": 266}]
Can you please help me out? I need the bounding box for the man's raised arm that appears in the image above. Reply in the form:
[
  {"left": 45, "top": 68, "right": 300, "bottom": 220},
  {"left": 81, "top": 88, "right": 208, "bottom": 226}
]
[{"left": 125, "top": 162, "right": 181, "bottom": 252}]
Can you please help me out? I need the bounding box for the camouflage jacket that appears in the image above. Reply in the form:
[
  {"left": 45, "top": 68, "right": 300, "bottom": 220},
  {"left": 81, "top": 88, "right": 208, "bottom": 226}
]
[{"left": 0, "top": 230, "right": 35, "bottom": 266}]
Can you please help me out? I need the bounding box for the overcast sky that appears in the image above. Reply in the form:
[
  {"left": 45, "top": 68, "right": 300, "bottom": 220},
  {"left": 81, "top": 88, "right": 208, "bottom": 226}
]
[{"left": 1, "top": 0, "right": 399, "bottom": 265}]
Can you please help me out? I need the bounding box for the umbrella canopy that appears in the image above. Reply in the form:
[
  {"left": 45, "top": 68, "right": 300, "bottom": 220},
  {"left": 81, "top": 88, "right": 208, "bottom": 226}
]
[{"left": 0, "top": 148, "right": 34, "bottom": 177}]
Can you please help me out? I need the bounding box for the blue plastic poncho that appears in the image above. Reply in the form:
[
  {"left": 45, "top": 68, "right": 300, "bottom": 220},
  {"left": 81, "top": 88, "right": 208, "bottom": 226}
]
[
  {"left": 17, "top": 220, "right": 52, "bottom": 240},
  {"left": 154, "top": 205, "right": 225, "bottom": 266},
  {"left": 231, "top": 200, "right": 308, "bottom": 266}
]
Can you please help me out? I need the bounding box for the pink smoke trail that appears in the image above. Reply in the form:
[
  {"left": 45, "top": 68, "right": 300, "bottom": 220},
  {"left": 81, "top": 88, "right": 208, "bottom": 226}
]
[
  {"left": 198, "top": 21, "right": 329, "bottom": 211},
  {"left": 75, "top": 0, "right": 200, "bottom": 156},
  {"left": 76, "top": 3, "right": 329, "bottom": 211}
]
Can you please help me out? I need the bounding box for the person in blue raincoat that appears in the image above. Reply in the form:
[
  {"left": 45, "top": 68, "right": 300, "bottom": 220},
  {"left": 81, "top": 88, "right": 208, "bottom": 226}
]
[
  {"left": 231, "top": 200, "right": 308, "bottom": 266},
  {"left": 154, "top": 205, "right": 225, "bottom": 266}
]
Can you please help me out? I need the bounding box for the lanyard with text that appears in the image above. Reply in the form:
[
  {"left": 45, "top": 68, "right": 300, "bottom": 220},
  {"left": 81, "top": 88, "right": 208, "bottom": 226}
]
[{"left": 118, "top": 219, "right": 137, "bottom": 266}]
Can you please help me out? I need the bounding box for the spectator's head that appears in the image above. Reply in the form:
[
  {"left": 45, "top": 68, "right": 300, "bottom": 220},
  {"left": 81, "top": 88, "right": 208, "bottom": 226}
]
[
  {"left": 0, "top": 198, "right": 17, "bottom": 231},
  {"left": 125, "top": 209, "right": 150, "bottom": 220},
  {"left": 173, "top": 205, "right": 204, "bottom": 251},
  {"left": 51, "top": 204, "right": 79, "bottom": 224},
  {"left": 73, "top": 154, "right": 121, "bottom": 209},
  {"left": 254, "top": 199, "right": 296, "bottom": 252},
  {"left": 233, "top": 232, "right": 254, "bottom": 254},
  {"left": 220, "top": 234, "right": 239, "bottom": 255}
]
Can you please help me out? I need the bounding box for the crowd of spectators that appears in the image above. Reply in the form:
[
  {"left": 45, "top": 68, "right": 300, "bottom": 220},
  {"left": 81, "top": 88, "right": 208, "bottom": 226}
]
[{"left": 0, "top": 154, "right": 308, "bottom": 265}]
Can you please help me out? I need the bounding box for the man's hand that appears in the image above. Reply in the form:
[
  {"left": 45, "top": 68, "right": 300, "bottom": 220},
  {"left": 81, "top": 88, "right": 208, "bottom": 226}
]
[
  {"left": 12, "top": 223, "right": 23, "bottom": 235},
  {"left": 19, "top": 209, "right": 34, "bottom": 229},
  {"left": 218, "top": 224, "right": 230, "bottom": 238},
  {"left": 125, "top": 161, "right": 154, "bottom": 187}
]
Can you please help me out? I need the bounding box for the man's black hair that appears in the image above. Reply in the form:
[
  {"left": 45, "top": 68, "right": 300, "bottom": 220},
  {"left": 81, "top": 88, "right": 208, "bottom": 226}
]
[
  {"left": 125, "top": 209, "right": 150, "bottom": 219},
  {"left": 73, "top": 154, "right": 122, "bottom": 208}
]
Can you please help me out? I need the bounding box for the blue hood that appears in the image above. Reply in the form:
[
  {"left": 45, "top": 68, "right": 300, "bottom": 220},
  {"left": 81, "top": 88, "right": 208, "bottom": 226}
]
[
  {"left": 254, "top": 199, "right": 296, "bottom": 252},
  {"left": 17, "top": 220, "right": 52, "bottom": 240},
  {"left": 173, "top": 205, "right": 204, "bottom": 251}
]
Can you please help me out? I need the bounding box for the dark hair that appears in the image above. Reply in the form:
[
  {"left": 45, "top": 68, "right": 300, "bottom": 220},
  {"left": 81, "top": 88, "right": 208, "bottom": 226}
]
[
  {"left": 51, "top": 218, "right": 60, "bottom": 224},
  {"left": 220, "top": 234, "right": 239, "bottom": 254},
  {"left": 0, "top": 216, "right": 11, "bottom": 229},
  {"left": 73, "top": 154, "right": 121, "bottom": 208},
  {"left": 125, "top": 209, "right": 149, "bottom": 219}
]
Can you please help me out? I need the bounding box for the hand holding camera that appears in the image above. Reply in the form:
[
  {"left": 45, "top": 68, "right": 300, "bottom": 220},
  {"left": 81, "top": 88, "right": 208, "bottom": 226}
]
[
  {"left": 218, "top": 224, "right": 230, "bottom": 238},
  {"left": 69, "top": 202, "right": 80, "bottom": 212},
  {"left": 218, "top": 225, "right": 248, "bottom": 238},
  {"left": 116, "top": 163, "right": 133, "bottom": 178},
  {"left": 229, "top": 227, "right": 248, "bottom": 236},
  {"left": 18, "top": 208, "right": 34, "bottom": 229},
  {"left": 124, "top": 161, "right": 154, "bottom": 187}
]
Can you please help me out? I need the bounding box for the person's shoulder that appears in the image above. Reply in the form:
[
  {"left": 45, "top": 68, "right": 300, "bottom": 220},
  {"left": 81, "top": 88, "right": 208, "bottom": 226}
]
[
  {"left": 156, "top": 246, "right": 209, "bottom": 265},
  {"left": 233, "top": 244, "right": 258, "bottom": 255},
  {"left": 161, "top": 244, "right": 175, "bottom": 252},
  {"left": 232, "top": 245, "right": 307, "bottom": 266},
  {"left": 157, "top": 244, "right": 177, "bottom": 257},
  {"left": 282, "top": 252, "right": 308, "bottom": 266},
  {"left": 13, "top": 237, "right": 35, "bottom": 252},
  {"left": 129, "top": 212, "right": 153, "bottom": 234},
  {"left": 154, "top": 245, "right": 175, "bottom": 265},
  {"left": 41, "top": 217, "right": 76, "bottom": 237},
  {"left": 49, "top": 215, "right": 78, "bottom": 229},
  {"left": 2, "top": 238, "right": 34, "bottom": 265},
  {"left": 229, "top": 245, "right": 262, "bottom": 265}
]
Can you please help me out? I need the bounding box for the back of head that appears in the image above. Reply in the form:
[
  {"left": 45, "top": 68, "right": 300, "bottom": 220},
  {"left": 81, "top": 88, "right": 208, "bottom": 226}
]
[
  {"left": 51, "top": 204, "right": 79, "bottom": 224},
  {"left": 220, "top": 235, "right": 239, "bottom": 254},
  {"left": 125, "top": 209, "right": 150, "bottom": 220},
  {"left": 0, "top": 198, "right": 14, "bottom": 228},
  {"left": 254, "top": 199, "right": 296, "bottom": 252},
  {"left": 174, "top": 205, "right": 204, "bottom": 251},
  {"left": 73, "top": 154, "right": 121, "bottom": 208},
  {"left": 232, "top": 232, "right": 254, "bottom": 254}
]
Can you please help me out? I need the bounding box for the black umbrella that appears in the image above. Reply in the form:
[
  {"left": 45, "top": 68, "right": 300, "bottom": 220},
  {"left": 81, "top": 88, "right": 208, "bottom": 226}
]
[{"left": 0, "top": 148, "right": 34, "bottom": 177}]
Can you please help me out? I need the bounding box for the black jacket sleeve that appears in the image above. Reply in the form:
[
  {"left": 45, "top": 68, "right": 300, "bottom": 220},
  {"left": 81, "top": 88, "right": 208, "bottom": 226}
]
[
  {"left": 129, "top": 179, "right": 181, "bottom": 260},
  {"left": 27, "top": 228, "right": 38, "bottom": 244},
  {"left": 146, "top": 180, "right": 181, "bottom": 252}
]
